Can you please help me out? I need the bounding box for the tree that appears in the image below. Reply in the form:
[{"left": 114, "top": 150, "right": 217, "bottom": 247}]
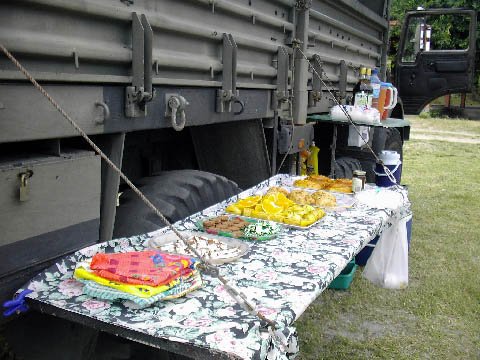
[{"left": 389, "top": 0, "right": 479, "bottom": 95}]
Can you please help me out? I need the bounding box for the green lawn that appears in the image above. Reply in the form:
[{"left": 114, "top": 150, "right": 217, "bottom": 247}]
[{"left": 296, "top": 117, "right": 480, "bottom": 359}]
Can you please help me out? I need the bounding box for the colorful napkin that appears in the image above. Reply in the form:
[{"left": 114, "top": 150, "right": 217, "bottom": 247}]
[{"left": 90, "top": 250, "right": 196, "bottom": 287}]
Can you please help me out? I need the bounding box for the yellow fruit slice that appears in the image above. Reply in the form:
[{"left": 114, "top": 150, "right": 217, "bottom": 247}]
[
  {"left": 303, "top": 213, "right": 318, "bottom": 223},
  {"left": 263, "top": 193, "right": 278, "bottom": 203},
  {"left": 313, "top": 208, "right": 326, "bottom": 219},
  {"left": 271, "top": 213, "right": 285, "bottom": 223},
  {"left": 300, "top": 219, "right": 314, "bottom": 227},
  {"left": 276, "top": 193, "right": 294, "bottom": 207},
  {"left": 226, "top": 204, "right": 242, "bottom": 215},
  {"left": 255, "top": 212, "right": 268, "bottom": 220},
  {"left": 284, "top": 213, "right": 302, "bottom": 225},
  {"left": 290, "top": 205, "right": 305, "bottom": 213},
  {"left": 242, "top": 208, "right": 253, "bottom": 217},
  {"left": 237, "top": 195, "right": 261, "bottom": 208},
  {"left": 262, "top": 199, "right": 283, "bottom": 214}
]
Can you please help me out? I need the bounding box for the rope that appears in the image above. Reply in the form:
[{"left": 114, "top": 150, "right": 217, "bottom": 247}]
[{"left": 0, "top": 44, "right": 278, "bottom": 331}]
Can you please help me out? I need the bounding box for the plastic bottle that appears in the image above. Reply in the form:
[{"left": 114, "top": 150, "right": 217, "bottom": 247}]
[
  {"left": 306, "top": 142, "right": 320, "bottom": 175},
  {"left": 370, "top": 68, "right": 382, "bottom": 110},
  {"left": 299, "top": 149, "right": 309, "bottom": 175},
  {"left": 354, "top": 67, "right": 373, "bottom": 108}
]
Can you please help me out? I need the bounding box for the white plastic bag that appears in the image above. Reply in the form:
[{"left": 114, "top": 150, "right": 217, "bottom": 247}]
[
  {"left": 348, "top": 125, "right": 369, "bottom": 147},
  {"left": 363, "top": 217, "right": 409, "bottom": 289},
  {"left": 330, "top": 105, "right": 380, "bottom": 124}
]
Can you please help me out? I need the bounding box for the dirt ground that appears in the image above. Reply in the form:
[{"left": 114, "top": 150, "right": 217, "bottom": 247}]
[{"left": 408, "top": 120, "right": 480, "bottom": 144}]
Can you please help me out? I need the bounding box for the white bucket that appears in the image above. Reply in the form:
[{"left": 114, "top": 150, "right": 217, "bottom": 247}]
[
  {"left": 379, "top": 150, "right": 400, "bottom": 165},
  {"left": 375, "top": 151, "right": 402, "bottom": 187}
]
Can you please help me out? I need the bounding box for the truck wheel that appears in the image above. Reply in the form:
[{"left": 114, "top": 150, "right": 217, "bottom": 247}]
[
  {"left": 113, "top": 170, "right": 241, "bottom": 238},
  {"left": 384, "top": 128, "right": 403, "bottom": 160},
  {"left": 334, "top": 157, "right": 362, "bottom": 179},
  {"left": 359, "top": 160, "right": 376, "bottom": 183},
  {"left": 372, "top": 128, "right": 403, "bottom": 159}
]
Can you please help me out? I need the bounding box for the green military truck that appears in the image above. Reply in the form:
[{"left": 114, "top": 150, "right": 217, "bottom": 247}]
[{"left": 0, "top": 1, "right": 477, "bottom": 358}]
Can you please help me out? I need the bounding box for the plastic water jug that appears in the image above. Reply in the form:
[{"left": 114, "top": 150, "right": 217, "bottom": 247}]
[
  {"left": 375, "top": 150, "right": 402, "bottom": 187},
  {"left": 380, "top": 83, "right": 398, "bottom": 120}
]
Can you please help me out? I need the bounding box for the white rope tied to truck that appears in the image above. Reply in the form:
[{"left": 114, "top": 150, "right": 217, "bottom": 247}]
[{"left": 0, "top": 44, "right": 282, "bottom": 337}]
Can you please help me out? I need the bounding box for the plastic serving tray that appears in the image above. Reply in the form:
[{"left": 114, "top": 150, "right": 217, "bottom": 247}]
[
  {"left": 281, "top": 175, "right": 355, "bottom": 195},
  {"left": 195, "top": 215, "right": 282, "bottom": 241},
  {"left": 272, "top": 185, "right": 357, "bottom": 212},
  {"left": 147, "top": 230, "right": 250, "bottom": 265}
]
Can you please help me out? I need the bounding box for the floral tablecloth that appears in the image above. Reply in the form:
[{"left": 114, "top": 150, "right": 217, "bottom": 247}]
[{"left": 18, "top": 174, "right": 411, "bottom": 360}]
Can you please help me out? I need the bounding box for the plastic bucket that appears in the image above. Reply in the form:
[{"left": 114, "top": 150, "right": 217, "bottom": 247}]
[
  {"left": 375, "top": 150, "right": 402, "bottom": 187},
  {"left": 355, "top": 236, "right": 379, "bottom": 266},
  {"left": 328, "top": 259, "right": 357, "bottom": 290}
]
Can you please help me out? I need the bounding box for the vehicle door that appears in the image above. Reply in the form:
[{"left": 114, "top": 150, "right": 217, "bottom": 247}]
[{"left": 395, "top": 9, "right": 477, "bottom": 114}]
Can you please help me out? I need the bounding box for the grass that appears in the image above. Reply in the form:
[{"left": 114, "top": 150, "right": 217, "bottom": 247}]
[{"left": 295, "top": 116, "right": 480, "bottom": 359}]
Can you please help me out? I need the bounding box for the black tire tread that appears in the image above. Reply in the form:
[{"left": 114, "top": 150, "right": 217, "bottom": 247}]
[
  {"left": 334, "top": 157, "right": 362, "bottom": 179},
  {"left": 384, "top": 128, "right": 403, "bottom": 160},
  {"left": 114, "top": 170, "right": 241, "bottom": 238}
]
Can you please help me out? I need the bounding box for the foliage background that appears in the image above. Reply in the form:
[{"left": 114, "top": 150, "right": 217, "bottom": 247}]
[{"left": 389, "top": 0, "right": 479, "bottom": 92}]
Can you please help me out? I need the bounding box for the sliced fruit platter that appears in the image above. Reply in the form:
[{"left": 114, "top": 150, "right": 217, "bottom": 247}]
[
  {"left": 225, "top": 187, "right": 326, "bottom": 228},
  {"left": 292, "top": 175, "right": 353, "bottom": 193},
  {"left": 196, "top": 215, "right": 282, "bottom": 241}
]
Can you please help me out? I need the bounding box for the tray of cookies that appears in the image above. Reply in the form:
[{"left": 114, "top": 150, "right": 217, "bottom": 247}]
[{"left": 196, "top": 215, "right": 282, "bottom": 241}]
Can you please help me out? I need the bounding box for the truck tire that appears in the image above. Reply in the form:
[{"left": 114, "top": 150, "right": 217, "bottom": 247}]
[
  {"left": 359, "top": 160, "right": 376, "bottom": 183},
  {"left": 334, "top": 157, "right": 362, "bottom": 179},
  {"left": 113, "top": 170, "right": 241, "bottom": 238},
  {"left": 384, "top": 128, "right": 403, "bottom": 160},
  {"left": 372, "top": 128, "right": 403, "bottom": 159}
]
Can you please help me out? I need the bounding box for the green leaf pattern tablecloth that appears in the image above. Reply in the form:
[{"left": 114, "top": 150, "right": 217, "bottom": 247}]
[{"left": 19, "top": 174, "right": 411, "bottom": 360}]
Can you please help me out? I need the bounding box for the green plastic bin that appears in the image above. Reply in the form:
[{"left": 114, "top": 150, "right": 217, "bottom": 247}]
[{"left": 328, "top": 260, "right": 357, "bottom": 290}]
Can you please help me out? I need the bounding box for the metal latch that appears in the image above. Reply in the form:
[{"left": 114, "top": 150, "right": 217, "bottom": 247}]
[
  {"left": 273, "top": 46, "right": 290, "bottom": 109},
  {"left": 216, "top": 34, "right": 239, "bottom": 113},
  {"left": 308, "top": 54, "right": 323, "bottom": 107},
  {"left": 125, "top": 13, "right": 155, "bottom": 118},
  {"left": 165, "top": 94, "right": 189, "bottom": 131},
  {"left": 18, "top": 170, "right": 33, "bottom": 202}
]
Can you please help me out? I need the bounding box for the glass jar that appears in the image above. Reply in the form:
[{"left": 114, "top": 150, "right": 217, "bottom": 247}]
[{"left": 352, "top": 170, "right": 366, "bottom": 192}]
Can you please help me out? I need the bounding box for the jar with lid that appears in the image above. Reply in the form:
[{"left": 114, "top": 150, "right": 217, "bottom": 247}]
[{"left": 352, "top": 170, "right": 366, "bottom": 192}]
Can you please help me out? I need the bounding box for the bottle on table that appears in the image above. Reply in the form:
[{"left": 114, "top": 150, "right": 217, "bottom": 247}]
[
  {"left": 306, "top": 142, "right": 320, "bottom": 175},
  {"left": 354, "top": 67, "right": 373, "bottom": 108},
  {"left": 370, "top": 68, "right": 382, "bottom": 110}
]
